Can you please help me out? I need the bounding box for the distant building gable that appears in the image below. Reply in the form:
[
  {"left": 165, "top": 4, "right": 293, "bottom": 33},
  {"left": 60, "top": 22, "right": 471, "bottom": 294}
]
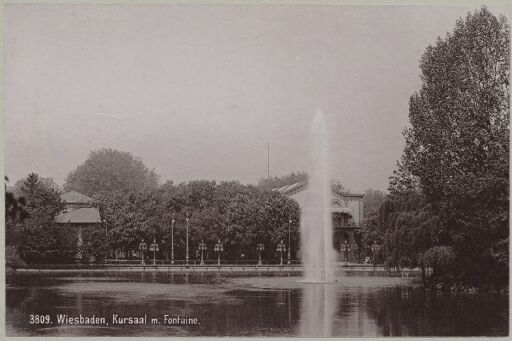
[
  {"left": 274, "top": 181, "right": 364, "bottom": 227},
  {"left": 61, "top": 190, "right": 93, "bottom": 204},
  {"left": 55, "top": 190, "right": 101, "bottom": 224},
  {"left": 273, "top": 181, "right": 364, "bottom": 200},
  {"left": 273, "top": 181, "right": 308, "bottom": 196}
]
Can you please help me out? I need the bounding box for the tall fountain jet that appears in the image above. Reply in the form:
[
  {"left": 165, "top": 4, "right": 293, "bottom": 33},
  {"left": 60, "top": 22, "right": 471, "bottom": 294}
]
[{"left": 300, "top": 108, "right": 335, "bottom": 282}]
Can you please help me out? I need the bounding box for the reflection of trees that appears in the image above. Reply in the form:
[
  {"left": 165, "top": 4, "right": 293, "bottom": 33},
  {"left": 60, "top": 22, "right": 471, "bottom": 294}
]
[
  {"left": 195, "top": 289, "right": 301, "bottom": 336},
  {"left": 365, "top": 287, "right": 508, "bottom": 336}
]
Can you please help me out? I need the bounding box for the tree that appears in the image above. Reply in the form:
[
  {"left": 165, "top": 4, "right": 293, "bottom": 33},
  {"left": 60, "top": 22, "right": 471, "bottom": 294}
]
[
  {"left": 64, "top": 148, "right": 159, "bottom": 197},
  {"left": 363, "top": 192, "right": 440, "bottom": 277},
  {"left": 94, "top": 190, "right": 152, "bottom": 257},
  {"left": 363, "top": 188, "right": 387, "bottom": 217},
  {"left": 10, "top": 176, "right": 61, "bottom": 202},
  {"left": 5, "top": 177, "right": 28, "bottom": 223},
  {"left": 390, "top": 7, "right": 509, "bottom": 287},
  {"left": 421, "top": 246, "right": 456, "bottom": 278},
  {"left": 11, "top": 173, "right": 77, "bottom": 263},
  {"left": 223, "top": 189, "right": 300, "bottom": 261},
  {"left": 79, "top": 228, "right": 110, "bottom": 262},
  {"left": 5, "top": 176, "right": 29, "bottom": 268},
  {"left": 92, "top": 177, "right": 301, "bottom": 263}
]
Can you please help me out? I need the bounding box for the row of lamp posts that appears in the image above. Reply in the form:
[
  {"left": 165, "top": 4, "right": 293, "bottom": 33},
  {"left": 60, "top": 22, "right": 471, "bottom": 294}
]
[
  {"left": 120, "top": 215, "right": 378, "bottom": 266},
  {"left": 138, "top": 238, "right": 160, "bottom": 266},
  {"left": 137, "top": 214, "right": 295, "bottom": 266},
  {"left": 139, "top": 238, "right": 289, "bottom": 266},
  {"left": 140, "top": 238, "right": 379, "bottom": 266},
  {"left": 199, "top": 239, "right": 224, "bottom": 266},
  {"left": 138, "top": 238, "right": 224, "bottom": 266}
]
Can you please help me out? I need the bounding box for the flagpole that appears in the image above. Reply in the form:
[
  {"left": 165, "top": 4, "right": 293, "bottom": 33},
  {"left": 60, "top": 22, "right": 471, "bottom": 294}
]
[{"left": 267, "top": 142, "right": 269, "bottom": 179}]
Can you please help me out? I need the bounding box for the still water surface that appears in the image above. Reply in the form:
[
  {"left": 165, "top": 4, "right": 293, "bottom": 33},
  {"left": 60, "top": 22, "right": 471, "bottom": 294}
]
[{"left": 6, "top": 271, "right": 508, "bottom": 336}]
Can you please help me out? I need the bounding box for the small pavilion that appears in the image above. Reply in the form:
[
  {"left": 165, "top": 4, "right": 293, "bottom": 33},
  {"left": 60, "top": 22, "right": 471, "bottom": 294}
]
[{"left": 54, "top": 190, "right": 102, "bottom": 261}]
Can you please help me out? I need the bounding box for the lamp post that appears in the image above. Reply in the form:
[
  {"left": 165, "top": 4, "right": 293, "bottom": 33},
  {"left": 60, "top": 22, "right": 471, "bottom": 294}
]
[
  {"left": 162, "top": 239, "right": 167, "bottom": 261},
  {"left": 288, "top": 216, "right": 292, "bottom": 265},
  {"left": 139, "top": 239, "right": 147, "bottom": 265},
  {"left": 214, "top": 240, "right": 223, "bottom": 267},
  {"left": 171, "top": 215, "right": 175, "bottom": 264},
  {"left": 149, "top": 238, "right": 159, "bottom": 266},
  {"left": 257, "top": 243, "right": 265, "bottom": 266},
  {"left": 342, "top": 239, "right": 351, "bottom": 265},
  {"left": 102, "top": 219, "right": 108, "bottom": 261},
  {"left": 185, "top": 216, "right": 190, "bottom": 267},
  {"left": 371, "top": 241, "right": 379, "bottom": 266},
  {"left": 277, "top": 240, "right": 286, "bottom": 266},
  {"left": 199, "top": 240, "right": 207, "bottom": 265}
]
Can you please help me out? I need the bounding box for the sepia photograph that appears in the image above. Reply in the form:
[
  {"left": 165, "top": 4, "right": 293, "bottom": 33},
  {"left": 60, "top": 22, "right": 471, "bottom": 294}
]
[{"left": 3, "top": 2, "right": 510, "bottom": 338}]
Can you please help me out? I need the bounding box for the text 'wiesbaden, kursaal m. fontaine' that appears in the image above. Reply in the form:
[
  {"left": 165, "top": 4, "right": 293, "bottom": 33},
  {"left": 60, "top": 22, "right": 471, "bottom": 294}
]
[{"left": 53, "top": 314, "right": 199, "bottom": 326}]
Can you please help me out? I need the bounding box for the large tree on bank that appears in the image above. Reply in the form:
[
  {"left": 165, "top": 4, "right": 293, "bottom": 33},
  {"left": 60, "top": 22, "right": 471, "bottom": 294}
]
[
  {"left": 381, "top": 7, "right": 509, "bottom": 288},
  {"left": 7, "top": 173, "right": 77, "bottom": 263},
  {"left": 64, "top": 149, "right": 159, "bottom": 197}
]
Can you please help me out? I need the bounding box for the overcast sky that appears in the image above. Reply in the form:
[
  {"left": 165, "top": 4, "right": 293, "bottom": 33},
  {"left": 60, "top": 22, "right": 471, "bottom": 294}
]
[{"left": 5, "top": 4, "right": 510, "bottom": 192}]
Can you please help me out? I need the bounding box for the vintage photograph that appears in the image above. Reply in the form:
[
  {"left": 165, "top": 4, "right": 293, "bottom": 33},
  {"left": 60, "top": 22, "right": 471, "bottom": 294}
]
[{"left": 4, "top": 3, "right": 510, "bottom": 337}]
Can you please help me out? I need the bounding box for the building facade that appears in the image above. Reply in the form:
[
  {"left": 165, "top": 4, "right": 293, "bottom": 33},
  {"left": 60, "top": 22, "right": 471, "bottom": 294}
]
[{"left": 274, "top": 182, "right": 364, "bottom": 262}]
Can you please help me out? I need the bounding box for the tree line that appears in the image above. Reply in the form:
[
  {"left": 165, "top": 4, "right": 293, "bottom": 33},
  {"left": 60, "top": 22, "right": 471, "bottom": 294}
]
[
  {"left": 6, "top": 149, "right": 303, "bottom": 264},
  {"left": 94, "top": 178, "right": 301, "bottom": 262},
  {"left": 6, "top": 147, "right": 386, "bottom": 265}
]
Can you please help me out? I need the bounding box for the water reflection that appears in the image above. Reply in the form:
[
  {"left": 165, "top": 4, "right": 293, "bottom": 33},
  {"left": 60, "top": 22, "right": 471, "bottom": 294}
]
[
  {"left": 5, "top": 272, "right": 508, "bottom": 337},
  {"left": 299, "top": 283, "right": 335, "bottom": 337},
  {"left": 365, "top": 287, "right": 509, "bottom": 336}
]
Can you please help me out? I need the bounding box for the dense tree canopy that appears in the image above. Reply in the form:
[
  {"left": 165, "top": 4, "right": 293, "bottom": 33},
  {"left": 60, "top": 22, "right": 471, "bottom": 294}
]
[
  {"left": 6, "top": 173, "right": 76, "bottom": 264},
  {"left": 10, "top": 176, "right": 61, "bottom": 200},
  {"left": 64, "top": 149, "right": 159, "bottom": 197},
  {"left": 401, "top": 7, "right": 509, "bottom": 205},
  {"left": 7, "top": 171, "right": 301, "bottom": 264},
  {"left": 5, "top": 177, "right": 28, "bottom": 222},
  {"left": 363, "top": 188, "right": 386, "bottom": 217},
  {"left": 375, "top": 7, "right": 509, "bottom": 288},
  {"left": 94, "top": 180, "right": 300, "bottom": 262},
  {"left": 364, "top": 192, "right": 442, "bottom": 278}
]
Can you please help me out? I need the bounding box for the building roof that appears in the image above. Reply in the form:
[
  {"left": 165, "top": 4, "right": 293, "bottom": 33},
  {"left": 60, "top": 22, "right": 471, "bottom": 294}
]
[
  {"left": 60, "top": 190, "right": 93, "bottom": 204},
  {"left": 273, "top": 181, "right": 364, "bottom": 198},
  {"left": 54, "top": 207, "right": 102, "bottom": 224},
  {"left": 274, "top": 181, "right": 308, "bottom": 196}
]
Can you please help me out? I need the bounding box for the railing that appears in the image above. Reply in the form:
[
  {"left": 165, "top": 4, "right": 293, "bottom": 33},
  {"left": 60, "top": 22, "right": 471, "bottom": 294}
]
[
  {"left": 332, "top": 223, "right": 361, "bottom": 229},
  {"left": 9, "top": 259, "right": 304, "bottom": 270},
  {"left": 11, "top": 263, "right": 110, "bottom": 270},
  {"left": 104, "top": 259, "right": 302, "bottom": 265},
  {"left": 7, "top": 262, "right": 410, "bottom": 272}
]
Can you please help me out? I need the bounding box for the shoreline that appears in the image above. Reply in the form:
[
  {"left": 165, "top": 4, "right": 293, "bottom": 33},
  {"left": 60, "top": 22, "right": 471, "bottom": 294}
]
[{"left": 6, "top": 264, "right": 422, "bottom": 273}]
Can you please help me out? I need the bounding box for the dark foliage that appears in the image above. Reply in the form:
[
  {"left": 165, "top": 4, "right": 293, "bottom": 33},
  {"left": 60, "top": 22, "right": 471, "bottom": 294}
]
[
  {"left": 64, "top": 148, "right": 159, "bottom": 197},
  {"left": 373, "top": 8, "right": 509, "bottom": 289}
]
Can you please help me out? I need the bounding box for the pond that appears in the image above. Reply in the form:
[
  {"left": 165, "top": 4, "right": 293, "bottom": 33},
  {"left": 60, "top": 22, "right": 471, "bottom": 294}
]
[{"left": 5, "top": 271, "right": 508, "bottom": 336}]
